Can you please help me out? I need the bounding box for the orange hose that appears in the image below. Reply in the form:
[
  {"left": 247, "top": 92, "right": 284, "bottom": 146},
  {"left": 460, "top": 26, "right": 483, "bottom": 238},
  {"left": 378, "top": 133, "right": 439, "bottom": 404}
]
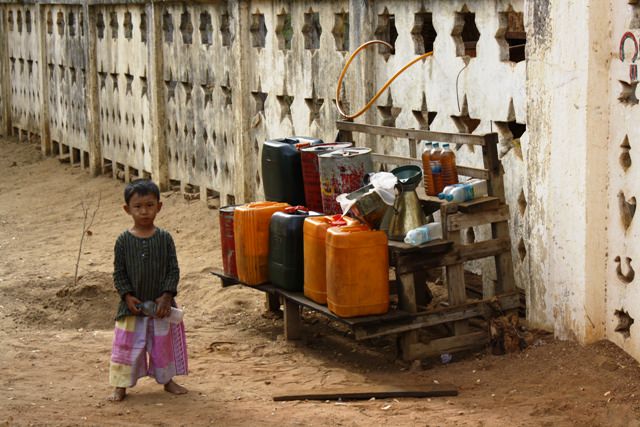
[{"left": 335, "top": 40, "right": 433, "bottom": 120}]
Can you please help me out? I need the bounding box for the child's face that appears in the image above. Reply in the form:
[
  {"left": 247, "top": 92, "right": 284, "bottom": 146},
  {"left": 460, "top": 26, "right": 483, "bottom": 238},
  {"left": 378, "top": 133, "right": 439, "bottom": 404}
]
[{"left": 124, "top": 193, "right": 162, "bottom": 227}]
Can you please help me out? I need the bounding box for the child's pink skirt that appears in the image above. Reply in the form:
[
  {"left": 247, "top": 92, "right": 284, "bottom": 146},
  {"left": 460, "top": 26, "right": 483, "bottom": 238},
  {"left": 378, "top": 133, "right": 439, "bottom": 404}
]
[{"left": 109, "top": 316, "right": 188, "bottom": 388}]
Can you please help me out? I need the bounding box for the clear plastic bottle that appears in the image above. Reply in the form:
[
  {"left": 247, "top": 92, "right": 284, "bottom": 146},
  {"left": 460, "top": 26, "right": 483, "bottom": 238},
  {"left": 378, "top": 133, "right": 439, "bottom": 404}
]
[
  {"left": 421, "top": 142, "right": 435, "bottom": 196},
  {"left": 404, "top": 222, "right": 443, "bottom": 245},
  {"left": 137, "top": 301, "right": 184, "bottom": 324},
  {"left": 440, "top": 143, "right": 458, "bottom": 188},
  {"left": 430, "top": 143, "right": 443, "bottom": 195},
  {"left": 443, "top": 180, "right": 488, "bottom": 203},
  {"left": 438, "top": 183, "right": 465, "bottom": 199}
]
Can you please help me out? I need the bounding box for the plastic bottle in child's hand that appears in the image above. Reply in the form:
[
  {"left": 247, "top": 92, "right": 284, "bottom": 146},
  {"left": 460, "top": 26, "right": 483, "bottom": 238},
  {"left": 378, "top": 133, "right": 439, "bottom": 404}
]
[
  {"left": 137, "top": 301, "right": 184, "bottom": 324},
  {"left": 404, "top": 223, "right": 443, "bottom": 246}
]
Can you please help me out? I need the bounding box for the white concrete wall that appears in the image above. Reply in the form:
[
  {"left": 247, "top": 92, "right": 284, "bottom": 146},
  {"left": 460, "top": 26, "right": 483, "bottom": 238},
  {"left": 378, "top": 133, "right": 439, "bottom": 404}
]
[
  {"left": 525, "top": 0, "right": 610, "bottom": 342},
  {"left": 607, "top": 1, "right": 640, "bottom": 359}
]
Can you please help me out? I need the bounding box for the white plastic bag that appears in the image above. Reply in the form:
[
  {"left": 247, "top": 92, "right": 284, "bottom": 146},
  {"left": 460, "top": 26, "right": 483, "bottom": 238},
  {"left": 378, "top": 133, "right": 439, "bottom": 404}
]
[
  {"left": 336, "top": 193, "right": 357, "bottom": 215},
  {"left": 369, "top": 172, "right": 398, "bottom": 206}
]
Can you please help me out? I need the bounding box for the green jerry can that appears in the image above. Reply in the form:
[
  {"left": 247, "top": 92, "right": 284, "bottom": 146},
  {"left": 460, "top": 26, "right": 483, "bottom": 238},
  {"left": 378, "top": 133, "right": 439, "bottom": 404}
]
[{"left": 268, "top": 207, "right": 318, "bottom": 291}]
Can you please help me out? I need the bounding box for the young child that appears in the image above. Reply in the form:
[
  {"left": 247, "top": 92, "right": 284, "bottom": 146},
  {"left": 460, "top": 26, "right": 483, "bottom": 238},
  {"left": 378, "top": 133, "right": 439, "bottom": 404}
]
[{"left": 108, "top": 179, "right": 188, "bottom": 402}]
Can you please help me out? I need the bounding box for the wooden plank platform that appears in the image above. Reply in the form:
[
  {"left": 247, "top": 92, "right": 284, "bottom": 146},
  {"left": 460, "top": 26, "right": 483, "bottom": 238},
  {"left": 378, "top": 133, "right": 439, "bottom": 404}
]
[
  {"left": 276, "top": 286, "right": 413, "bottom": 327},
  {"left": 210, "top": 270, "right": 413, "bottom": 328}
]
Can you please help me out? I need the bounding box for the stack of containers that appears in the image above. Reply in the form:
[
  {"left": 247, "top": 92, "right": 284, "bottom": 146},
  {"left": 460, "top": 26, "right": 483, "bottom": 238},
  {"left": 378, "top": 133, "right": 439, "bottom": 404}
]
[
  {"left": 303, "top": 214, "right": 357, "bottom": 304},
  {"left": 269, "top": 206, "right": 320, "bottom": 291},
  {"left": 326, "top": 224, "right": 389, "bottom": 317},
  {"left": 234, "top": 202, "right": 290, "bottom": 285},
  {"left": 300, "top": 143, "right": 352, "bottom": 212},
  {"left": 261, "top": 137, "right": 323, "bottom": 206}
]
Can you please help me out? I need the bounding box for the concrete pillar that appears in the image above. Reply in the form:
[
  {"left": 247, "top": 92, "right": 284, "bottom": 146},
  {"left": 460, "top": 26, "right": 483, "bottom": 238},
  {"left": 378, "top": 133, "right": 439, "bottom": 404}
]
[
  {"left": 347, "top": 0, "right": 376, "bottom": 147},
  {"left": 525, "top": 0, "right": 609, "bottom": 341},
  {"left": 84, "top": 3, "right": 101, "bottom": 176},
  {"left": 147, "top": 1, "right": 169, "bottom": 191},
  {"left": 232, "top": 0, "right": 251, "bottom": 202},
  {"left": 36, "top": 4, "right": 51, "bottom": 154},
  {"left": 0, "top": 6, "right": 11, "bottom": 136}
]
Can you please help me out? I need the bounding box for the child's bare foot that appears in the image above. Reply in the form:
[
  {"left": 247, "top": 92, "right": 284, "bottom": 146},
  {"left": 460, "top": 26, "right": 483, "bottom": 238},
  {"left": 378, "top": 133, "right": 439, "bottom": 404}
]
[
  {"left": 164, "top": 380, "right": 188, "bottom": 395},
  {"left": 108, "top": 387, "right": 126, "bottom": 402}
]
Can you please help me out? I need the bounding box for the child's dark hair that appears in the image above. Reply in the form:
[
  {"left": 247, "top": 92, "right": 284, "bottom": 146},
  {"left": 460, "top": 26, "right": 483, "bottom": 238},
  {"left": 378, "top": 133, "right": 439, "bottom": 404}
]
[{"left": 124, "top": 179, "right": 161, "bottom": 205}]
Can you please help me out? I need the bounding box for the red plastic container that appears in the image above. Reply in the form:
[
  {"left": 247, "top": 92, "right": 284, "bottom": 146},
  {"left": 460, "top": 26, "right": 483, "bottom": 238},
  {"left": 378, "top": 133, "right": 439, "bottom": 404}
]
[{"left": 219, "top": 205, "right": 238, "bottom": 278}]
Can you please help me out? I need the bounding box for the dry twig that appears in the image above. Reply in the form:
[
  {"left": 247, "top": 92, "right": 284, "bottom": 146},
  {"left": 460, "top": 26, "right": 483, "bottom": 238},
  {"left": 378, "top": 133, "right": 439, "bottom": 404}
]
[{"left": 74, "top": 193, "right": 101, "bottom": 285}]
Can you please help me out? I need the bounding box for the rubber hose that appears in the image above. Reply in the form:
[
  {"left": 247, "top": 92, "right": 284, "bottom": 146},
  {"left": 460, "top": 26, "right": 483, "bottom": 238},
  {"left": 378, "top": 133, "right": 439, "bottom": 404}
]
[{"left": 335, "top": 40, "right": 433, "bottom": 120}]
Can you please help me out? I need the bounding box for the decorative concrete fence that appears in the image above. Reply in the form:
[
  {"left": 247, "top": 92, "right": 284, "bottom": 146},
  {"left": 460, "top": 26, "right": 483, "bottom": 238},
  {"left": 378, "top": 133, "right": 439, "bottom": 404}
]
[{"left": 0, "top": 0, "right": 529, "bottom": 324}]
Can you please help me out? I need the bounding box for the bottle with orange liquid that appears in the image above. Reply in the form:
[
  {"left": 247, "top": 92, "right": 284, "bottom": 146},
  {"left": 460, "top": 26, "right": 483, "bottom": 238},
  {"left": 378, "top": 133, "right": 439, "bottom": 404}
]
[
  {"left": 430, "top": 142, "right": 443, "bottom": 195},
  {"left": 440, "top": 143, "right": 459, "bottom": 188},
  {"left": 421, "top": 141, "right": 435, "bottom": 196}
]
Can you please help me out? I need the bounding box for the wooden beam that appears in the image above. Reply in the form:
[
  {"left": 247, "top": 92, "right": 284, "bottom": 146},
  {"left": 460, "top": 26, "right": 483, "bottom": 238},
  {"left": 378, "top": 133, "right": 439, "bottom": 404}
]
[
  {"left": 265, "top": 292, "right": 281, "bottom": 313},
  {"left": 409, "top": 331, "right": 488, "bottom": 358},
  {"left": 481, "top": 127, "right": 516, "bottom": 295},
  {"left": 273, "top": 384, "right": 458, "bottom": 401},
  {"left": 370, "top": 153, "right": 489, "bottom": 180},
  {"left": 441, "top": 204, "right": 468, "bottom": 336},
  {"left": 283, "top": 298, "right": 302, "bottom": 341},
  {"left": 457, "top": 196, "right": 501, "bottom": 213},
  {"left": 457, "top": 238, "right": 511, "bottom": 261},
  {"left": 336, "top": 121, "right": 491, "bottom": 146},
  {"left": 353, "top": 292, "right": 520, "bottom": 340},
  {"left": 395, "top": 237, "right": 511, "bottom": 275},
  {"left": 396, "top": 272, "right": 420, "bottom": 360},
  {"left": 447, "top": 205, "right": 510, "bottom": 231}
]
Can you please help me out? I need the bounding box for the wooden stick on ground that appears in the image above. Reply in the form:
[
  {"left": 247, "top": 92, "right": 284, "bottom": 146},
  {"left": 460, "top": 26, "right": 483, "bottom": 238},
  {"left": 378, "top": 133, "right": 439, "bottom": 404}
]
[{"left": 273, "top": 384, "right": 458, "bottom": 402}]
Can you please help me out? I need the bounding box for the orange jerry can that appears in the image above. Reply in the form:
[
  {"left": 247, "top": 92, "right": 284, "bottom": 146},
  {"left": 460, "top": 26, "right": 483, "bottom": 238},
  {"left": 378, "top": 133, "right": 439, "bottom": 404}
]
[
  {"left": 234, "top": 201, "right": 289, "bottom": 285},
  {"left": 326, "top": 225, "right": 389, "bottom": 317},
  {"left": 303, "top": 215, "right": 357, "bottom": 304}
]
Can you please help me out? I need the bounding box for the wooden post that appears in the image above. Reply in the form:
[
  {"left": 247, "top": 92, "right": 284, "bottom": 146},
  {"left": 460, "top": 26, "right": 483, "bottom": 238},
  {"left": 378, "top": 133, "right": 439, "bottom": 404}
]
[
  {"left": 441, "top": 203, "right": 469, "bottom": 336},
  {"left": 147, "top": 1, "right": 169, "bottom": 190},
  {"left": 265, "top": 292, "right": 281, "bottom": 313},
  {"left": 36, "top": 4, "right": 51, "bottom": 155},
  {"left": 481, "top": 134, "right": 516, "bottom": 295},
  {"left": 84, "top": 3, "right": 101, "bottom": 176},
  {"left": 0, "top": 6, "right": 11, "bottom": 137},
  {"left": 283, "top": 298, "right": 302, "bottom": 340},
  {"left": 397, "top": 272, "right": 420, "bottom": 360}
]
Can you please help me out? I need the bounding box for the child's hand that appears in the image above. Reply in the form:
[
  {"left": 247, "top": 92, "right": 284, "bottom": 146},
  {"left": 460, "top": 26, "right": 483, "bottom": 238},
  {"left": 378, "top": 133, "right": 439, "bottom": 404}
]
[
  {"left": 125, "top": 294, "right": 142, "bottom": 315},
  {"left": 155, "top": 293, "right": 173, "bottom": 318}
]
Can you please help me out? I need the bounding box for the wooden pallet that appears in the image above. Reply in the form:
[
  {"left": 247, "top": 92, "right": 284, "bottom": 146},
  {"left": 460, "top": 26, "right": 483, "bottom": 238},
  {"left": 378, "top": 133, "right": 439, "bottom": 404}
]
[{"left": 210, "top": 269, "right": 519, "bottom": 350}]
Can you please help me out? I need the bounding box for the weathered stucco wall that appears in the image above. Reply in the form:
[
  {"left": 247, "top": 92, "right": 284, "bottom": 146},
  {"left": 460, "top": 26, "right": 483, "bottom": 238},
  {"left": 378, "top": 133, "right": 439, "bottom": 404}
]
[
  {"left": 607, "top": 1, "right": 640, "bottom": 360},
  {"left": 525, "top": 1, "right": 610, "bottom": 341}
]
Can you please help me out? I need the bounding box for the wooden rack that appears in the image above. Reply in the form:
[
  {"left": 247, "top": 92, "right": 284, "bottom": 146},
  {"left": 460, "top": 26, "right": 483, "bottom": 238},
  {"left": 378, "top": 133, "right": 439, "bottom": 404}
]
[{"left": 212, "top": 121, "right": 520, "bottom": 360}]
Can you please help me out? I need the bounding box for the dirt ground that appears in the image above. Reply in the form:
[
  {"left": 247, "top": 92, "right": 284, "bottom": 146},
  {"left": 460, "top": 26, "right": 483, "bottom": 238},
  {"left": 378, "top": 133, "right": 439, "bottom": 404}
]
[{"left": 1, "top": 136, "right": 640, "bottom": 427}]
